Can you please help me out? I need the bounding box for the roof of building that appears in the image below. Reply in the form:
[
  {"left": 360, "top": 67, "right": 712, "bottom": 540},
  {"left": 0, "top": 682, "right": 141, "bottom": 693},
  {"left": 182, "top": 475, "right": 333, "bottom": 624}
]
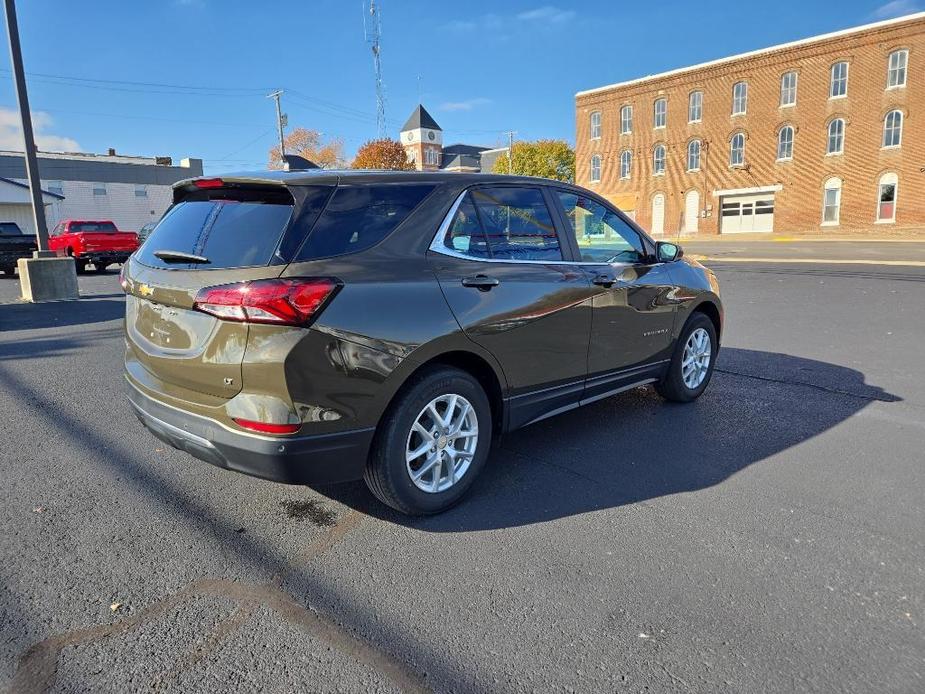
[
  {"left": 479, "top": 148, "right": 510, "bottom": 174},
  {"left": 440, "top": 154, "right": 482, "bottom": 171},
  {"left": 442, "top": 143, "right": 490, "bottom": 156},
  {"left": 0, "top": 151, "right": 203, "bottom": 185},
  {"left": 576, "top": 11, "right": 925, "bottom": 97},
  {"left": 401, "top": 104, "right": 441, "bottom": 132},
  {"left": 0, "top": 176, "right": 64, "bottom": 200}
]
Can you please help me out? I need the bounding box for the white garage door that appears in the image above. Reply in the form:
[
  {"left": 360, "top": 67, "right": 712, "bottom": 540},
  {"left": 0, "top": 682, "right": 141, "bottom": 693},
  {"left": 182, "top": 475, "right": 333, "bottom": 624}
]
[
  {"left": 720, "top": 193, "right": 774, "bottom": 233},
  {"left": 683, "top": 190, "right": 700, "bottom": 234},
  {"left": 651, "top": 193, "right": 665, "bottom": 235}
]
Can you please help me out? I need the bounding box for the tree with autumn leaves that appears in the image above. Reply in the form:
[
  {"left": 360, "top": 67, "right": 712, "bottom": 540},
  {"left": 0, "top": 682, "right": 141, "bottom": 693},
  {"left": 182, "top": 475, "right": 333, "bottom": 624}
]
[
  {"left": 267, "top": 128, "right": 345, "bottom": 169},
  {"left": 491, "top": 139, "right": 575, "bottom": 182},
  {"left": 351, "top": 138, "right": 414, "bottom": 170}
]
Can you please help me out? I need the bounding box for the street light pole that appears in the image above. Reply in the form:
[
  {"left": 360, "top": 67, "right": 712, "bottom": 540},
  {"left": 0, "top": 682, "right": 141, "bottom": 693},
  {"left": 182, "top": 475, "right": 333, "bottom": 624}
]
[{"left": 3, "top": 0, "right": 51, "bottom": 256}]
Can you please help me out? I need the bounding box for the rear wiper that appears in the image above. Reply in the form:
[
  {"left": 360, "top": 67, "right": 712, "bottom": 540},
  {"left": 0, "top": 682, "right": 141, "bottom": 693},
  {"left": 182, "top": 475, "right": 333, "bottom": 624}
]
[{"left": 153, "top": 250, "right": 211, "bottom": 264}]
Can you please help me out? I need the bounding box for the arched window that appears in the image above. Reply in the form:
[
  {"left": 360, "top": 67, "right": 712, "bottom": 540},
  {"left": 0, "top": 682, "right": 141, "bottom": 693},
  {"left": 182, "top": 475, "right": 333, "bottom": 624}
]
[
  {"left": 652, "top": 144, "right": 666, "bottom": 175},
  {"left": 827, "top": 118, "right": 845, "bottom": 155},
  {"left": 688, "top": 91, "right": 703, "bottom": 123},
  {"left": 620, "top": 150, "right": 632, "bottom": 179},
  {"left": 888, "top": 50, "right": 908, "bottom": 89},
  {"left": 590, "top": 111, "right": 601, "bottom": 140},
  {"left": 732, "top": 81, "right": 748, "bottom": 115},
  {"left": 830, "top": 62, "right": 849, "bottom": 98},
  {"left": 730, "top": 132, "right": 745, "bottom": 166},
  {"left": 823, "top": 177, "right": 842, "bottom": 225},
  {"left": 687, "top": 139, "right": 701, "bottom": 171},
  {"left": 877, "top": 172, "right": 898, "bottom": 222},
  {"left": 883, "top": 110, "right": 903, "bottom": 148},
  {"left": 777, "top": 125, "right": 794, "bottom": 160},
  {"left": 620, "top": 105, "right": 632, "bottom": 134},
  {"left": 590, "top": 154, "right": 602, "bottom": 183},
  {"left": 653, "top": 98, "right": 667, "bottom": 129}
]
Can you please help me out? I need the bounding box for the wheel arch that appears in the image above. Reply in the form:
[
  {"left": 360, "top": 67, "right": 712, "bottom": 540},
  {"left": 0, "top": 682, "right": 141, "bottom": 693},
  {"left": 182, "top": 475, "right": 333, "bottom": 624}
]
[{"left": 691, "top": 299, "right": 722, "bottom": 341}]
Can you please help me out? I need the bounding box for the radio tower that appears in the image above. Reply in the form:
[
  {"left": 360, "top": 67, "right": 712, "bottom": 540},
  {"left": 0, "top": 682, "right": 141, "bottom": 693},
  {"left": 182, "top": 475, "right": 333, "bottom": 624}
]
[{"left": 364, "top": 0, "right": 386, "bottom": 138}]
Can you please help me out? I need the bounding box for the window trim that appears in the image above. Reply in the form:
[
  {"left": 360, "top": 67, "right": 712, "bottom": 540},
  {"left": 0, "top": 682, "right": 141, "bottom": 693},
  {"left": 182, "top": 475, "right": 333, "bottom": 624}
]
[
  {"left": 780, "top": 71, "right": 798, "bottom": 108},
  {"left": 826, "top": 117, "right": 846, "bottom": 156},
  {"left": 688, "top": 90, "right": 703, "bottom": 124},
  {"left": 887, "top": 49, "right": 908, "bottom": 90},
  {"left": 429, "top": 185, "right": 656, "bottom": 266},
  {"left": 653, "top": 98, "right": 667, "bottom": 130},
  {"left": 876, "top": 172, "right": 898, "bottom": 224},
  {"left": 620, "top": 105, "right": 633, "bottom": 135},
  {"left": 589, "top": 154, "right": 602, "bottom": 183},
  {"left": 92, "top": 182, "right": 107, "bottom": 196},
  {"left": 652, "top": 144, "right": 666, "bottom": 176},
  {"left": 686, "top": 139, "right": 702, "bottom": 172},
  {"left": 619, "top": 149, "right": 632, "bottom": 180},
  {"left": 821, "top": 177, "right": 842, "bottom": 227},
  {"left": 829, "top": 61, "right": 849, "bottom": 100},
  {"left": 729, "top": 132, "right": 746, "bottom": 168},
  {"left": 590, "top": 110, "right": 602, "bottom": 140},
  {"left": 732, "top": 81, "right": 748, "bottom": 116}
]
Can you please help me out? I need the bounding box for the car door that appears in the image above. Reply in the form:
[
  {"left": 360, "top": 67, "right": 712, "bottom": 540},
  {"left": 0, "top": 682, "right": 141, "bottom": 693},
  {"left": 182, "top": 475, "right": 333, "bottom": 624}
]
[
  {"left": 553, "top": 190, "right": 679, "bottom": 402},
  {"left": 428, "top": 184, "right": 595, "bottom": 429}
]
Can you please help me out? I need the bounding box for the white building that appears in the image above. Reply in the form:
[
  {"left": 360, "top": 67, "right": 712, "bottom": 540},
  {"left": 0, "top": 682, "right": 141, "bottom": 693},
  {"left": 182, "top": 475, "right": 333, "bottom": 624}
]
[{"left": 0, "top": 149, "right": 202, "bottom": 235}]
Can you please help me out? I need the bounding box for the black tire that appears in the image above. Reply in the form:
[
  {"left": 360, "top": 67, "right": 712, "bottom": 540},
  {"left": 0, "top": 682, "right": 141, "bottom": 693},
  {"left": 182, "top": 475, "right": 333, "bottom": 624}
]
[
  {"left": 0, "top": 266, "right": 14, "bottom": 276},
  {"left": 656, "top": 312, "right": 718, "bottom": 403},
  {"left": 94, "top": 262, "right": 109, "bottom": 273},
  {"left": 364, "top": 366, "right": 493, "bottom": 515}
]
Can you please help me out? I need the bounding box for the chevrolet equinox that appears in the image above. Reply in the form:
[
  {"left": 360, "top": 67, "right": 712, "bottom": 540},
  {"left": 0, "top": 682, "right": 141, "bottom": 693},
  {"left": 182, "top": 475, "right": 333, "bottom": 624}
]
[{"left": 123, "top": 171, "right": 722, "bottom": 515}]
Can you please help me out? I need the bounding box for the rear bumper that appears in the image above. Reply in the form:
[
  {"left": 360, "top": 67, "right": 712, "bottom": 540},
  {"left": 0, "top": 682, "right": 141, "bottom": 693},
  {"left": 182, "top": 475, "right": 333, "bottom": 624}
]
[
  {"left": 0, "top": 250, "right": 34, "bottom": 265},
  {"left": 127, "top": 383, "right": 374, "bottom": 485},
  {"left": 79, "top": 251, "right": 132, "bottom": 264}
]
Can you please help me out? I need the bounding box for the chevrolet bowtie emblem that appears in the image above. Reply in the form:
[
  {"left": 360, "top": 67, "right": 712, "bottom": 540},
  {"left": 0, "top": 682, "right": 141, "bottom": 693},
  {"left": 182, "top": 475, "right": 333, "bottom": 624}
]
[{"left": 138, "top": 283, "right": 154, "bottom": 298}]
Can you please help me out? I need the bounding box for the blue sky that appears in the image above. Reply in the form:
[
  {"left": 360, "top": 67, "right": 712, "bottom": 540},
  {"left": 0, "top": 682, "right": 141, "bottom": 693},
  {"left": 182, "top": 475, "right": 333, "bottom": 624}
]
[{"left": 0, "top": 0, "right": 919, "bottom": 173}]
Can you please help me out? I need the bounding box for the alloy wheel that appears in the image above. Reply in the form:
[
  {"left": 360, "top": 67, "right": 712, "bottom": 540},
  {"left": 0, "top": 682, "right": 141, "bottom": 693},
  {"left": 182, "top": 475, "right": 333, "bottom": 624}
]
[
  {"left": 405, "top": 394, "right": 478, "bottom": 493},
  {"left": 681, "top": 327, "right": 712, "bottom": 389}
]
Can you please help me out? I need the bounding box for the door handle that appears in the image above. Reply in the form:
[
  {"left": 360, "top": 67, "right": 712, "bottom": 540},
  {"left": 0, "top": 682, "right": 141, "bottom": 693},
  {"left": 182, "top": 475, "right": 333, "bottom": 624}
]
[
  {"left": 461, "top": 275, "right": 501, "bottom": 291},
  {"left": 592, "top": 274, "right": 616, "bottom": 287}
]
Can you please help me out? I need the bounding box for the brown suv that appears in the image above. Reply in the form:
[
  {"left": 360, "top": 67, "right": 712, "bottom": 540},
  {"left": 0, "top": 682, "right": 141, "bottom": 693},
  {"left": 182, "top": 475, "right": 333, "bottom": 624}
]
[{"left": 123, "top": 171, "right": 722, "bottom": 515}]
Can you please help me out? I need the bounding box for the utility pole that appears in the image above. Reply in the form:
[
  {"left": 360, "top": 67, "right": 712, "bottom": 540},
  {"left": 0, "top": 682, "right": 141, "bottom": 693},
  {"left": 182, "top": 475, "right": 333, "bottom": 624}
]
[
  {"left": 363, "top": 0, "right": 386, "bottom": 138},
  {"left": 268, "top": 90, "right": 286, "bottom": 166},
  {"left": 505, "top": 130, "right": 517, "bottom": 175},
  {"left": 4, "top": 0, "right": 50, "bottom": 256}
]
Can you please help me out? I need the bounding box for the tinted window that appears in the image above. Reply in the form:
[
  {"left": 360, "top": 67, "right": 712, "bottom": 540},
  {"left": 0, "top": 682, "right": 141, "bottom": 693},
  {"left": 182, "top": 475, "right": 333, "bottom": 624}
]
[
  {"left": 72, "top": 222, "right": 118, "bottom": 233},
  {"left": 443, "top": 196, "right": 490, "bottom": 258},
  {"left": 0, "top": 223, "right": 23, "bottom": 235},
  {"left": 295, "top": 184, "right": 435, "bottom": 261},
  {"left": 557, "top": 192, "right": 645, "bottom": 264},
  {"left": 470, "top": 187, "right": 561, "bottom": 261},
  {"left": 136, "top": 199, "right": 293, "bottom": 270}
]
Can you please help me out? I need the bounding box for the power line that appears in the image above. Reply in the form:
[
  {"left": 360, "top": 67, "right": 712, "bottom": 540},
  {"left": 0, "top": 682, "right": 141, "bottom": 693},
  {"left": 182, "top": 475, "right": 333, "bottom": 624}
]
[{"left": 0, "top": 67, "right": 270, "bottom": 93}]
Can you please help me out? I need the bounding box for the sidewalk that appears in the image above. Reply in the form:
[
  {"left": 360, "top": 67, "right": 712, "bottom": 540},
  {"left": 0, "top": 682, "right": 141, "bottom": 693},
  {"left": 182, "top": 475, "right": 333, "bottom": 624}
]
[{"left": 676, "top": 230, "right": 925, "bottom": 243}]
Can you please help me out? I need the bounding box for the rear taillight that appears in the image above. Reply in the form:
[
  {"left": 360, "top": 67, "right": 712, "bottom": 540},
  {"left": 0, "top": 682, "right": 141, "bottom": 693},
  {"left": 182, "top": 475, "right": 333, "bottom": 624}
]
[
  {"left": 232, "top": 418, "right": 301, "bottom": 435},
  {"left": 192, "top": 278, "right": 340, "bottom": 326}
]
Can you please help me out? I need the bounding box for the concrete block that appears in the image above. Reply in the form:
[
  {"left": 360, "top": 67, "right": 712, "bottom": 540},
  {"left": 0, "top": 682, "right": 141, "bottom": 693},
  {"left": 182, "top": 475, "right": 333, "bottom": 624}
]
[{"left": 17, "top": 256, "right": 79, "bottom": 302}]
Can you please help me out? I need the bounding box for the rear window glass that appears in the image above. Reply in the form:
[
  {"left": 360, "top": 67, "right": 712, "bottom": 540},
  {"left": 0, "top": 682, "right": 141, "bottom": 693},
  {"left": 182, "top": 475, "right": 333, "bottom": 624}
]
[
  {"left": 71, "top": 222, "right": 118, "bottom": 233},
  {"left": 135, "top": 199, "right": 293, "bottom": 270},
  {"left": 294, "top": 183, "right": 435, "bottom": 261},
  {"left": 0, "top": 223, "right": 23, "bottom": 235}
]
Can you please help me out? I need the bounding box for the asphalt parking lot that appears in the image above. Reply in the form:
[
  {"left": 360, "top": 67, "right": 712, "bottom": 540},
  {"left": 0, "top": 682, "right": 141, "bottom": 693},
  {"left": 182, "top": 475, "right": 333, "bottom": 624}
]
[{"left": 1, "top": 252, "right": 923, "bottom": 693}]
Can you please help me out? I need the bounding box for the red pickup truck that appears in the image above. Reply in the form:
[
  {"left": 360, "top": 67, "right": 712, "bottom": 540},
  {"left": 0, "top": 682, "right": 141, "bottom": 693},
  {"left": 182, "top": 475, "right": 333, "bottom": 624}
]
[{"left": 49, "top": 219, "right": 139, "bottom": 272}]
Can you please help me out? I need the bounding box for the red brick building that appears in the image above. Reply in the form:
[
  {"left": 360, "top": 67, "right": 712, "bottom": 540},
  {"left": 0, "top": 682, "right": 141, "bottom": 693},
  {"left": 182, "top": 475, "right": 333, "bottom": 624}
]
[{"left": 574, "top": 12, "right": 925, "bottom": 235}]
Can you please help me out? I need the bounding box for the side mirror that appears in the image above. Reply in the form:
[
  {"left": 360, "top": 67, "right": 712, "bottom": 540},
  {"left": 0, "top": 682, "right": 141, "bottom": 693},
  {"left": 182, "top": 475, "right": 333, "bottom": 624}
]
[{"left": 656, "top": 241, "right": 683, "bottom": 263}]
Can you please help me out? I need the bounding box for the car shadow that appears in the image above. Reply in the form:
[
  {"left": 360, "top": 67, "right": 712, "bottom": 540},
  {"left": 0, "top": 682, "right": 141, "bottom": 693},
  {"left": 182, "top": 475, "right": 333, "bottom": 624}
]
[
  {"left": 321, "top": 349, "right": 900, "bottom": 531},
  {"left": 0, "top": 296, "right": 124, "bottom": 332}
]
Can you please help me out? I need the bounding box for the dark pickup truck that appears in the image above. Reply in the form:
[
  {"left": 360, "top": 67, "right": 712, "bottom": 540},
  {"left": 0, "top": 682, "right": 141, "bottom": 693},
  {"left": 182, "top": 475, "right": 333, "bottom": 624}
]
[{"left": 0, "top": 222, "right": 37, "bottom": 275}]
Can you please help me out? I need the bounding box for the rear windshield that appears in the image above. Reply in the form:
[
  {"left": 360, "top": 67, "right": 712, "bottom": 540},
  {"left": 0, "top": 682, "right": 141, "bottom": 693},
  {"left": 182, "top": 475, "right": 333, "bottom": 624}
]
[
  {"left": 71, "top": 222, "right": 118, "bottom": 233},
  {"left": 294, "top": 183, "right": 435, "bottom": 261},
  {"left": 135, "top": 195, "right": 293, "bottom": 270},
  {"left": 0, "top": 223, "right": 23, "bottom": 235}
]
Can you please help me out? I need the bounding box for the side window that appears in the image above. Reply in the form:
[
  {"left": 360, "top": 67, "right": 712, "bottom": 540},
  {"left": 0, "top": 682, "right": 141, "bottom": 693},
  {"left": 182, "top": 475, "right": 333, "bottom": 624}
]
[
  {"left": 442, "top": 196, "right": 490, "bottom": 258},
  {"left": 557, "top": 192, "right": 645, "bottom": 264},
  {"left": 471, "top": 187, "right": 562, "bottom": 261}
]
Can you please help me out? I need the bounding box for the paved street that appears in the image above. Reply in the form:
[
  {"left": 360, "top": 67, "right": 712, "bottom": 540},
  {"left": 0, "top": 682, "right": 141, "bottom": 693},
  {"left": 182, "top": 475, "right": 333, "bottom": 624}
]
[{"left": 1, "top": 248, "right": 923, "bottom": 693}]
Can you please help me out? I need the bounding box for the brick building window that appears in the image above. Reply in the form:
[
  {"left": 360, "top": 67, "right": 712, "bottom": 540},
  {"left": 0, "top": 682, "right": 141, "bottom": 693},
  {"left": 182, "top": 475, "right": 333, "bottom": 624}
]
[
  {"left": 620, "top": 150, "right": 632, "bottom": 179},
  {"left": 729, "top": 133, "right": 745, "bottom": 167},
  {"left": 620, "top": 105, "right": 632, "bottom": 134},
  {"left": 732, "top": 82, "right": 747, "bottom": 115},
  {"left": 424, "top": 149, "right": 440, "bottom": 166},
  {"left": 882, "top": 110, "right": 903, "bottom": 148},
  {"left": 653, "top": 99, "right": 667, "bottom": 129},
  {"left": 590, "top": 111, "right": 602, "bottom": 139},
  {"left": 688, "top": 91, "right": 703, "bottom": 123},
  {"left": 887, "top": 50, "right": 908, "bottom": 89},
  {"left": 652, "top": 145, "right": 666, "bottom": 175},
  {"left": 687, "top": 139, "right": 701, "bottom": 171},
  {"left": 780, "top": 72, "right": 797, "bottom": 107},
  {"left": 777, "top": 125, "right": 794, "bottom": 161},
  {"left": 822, "top": 178, "right": 842, "bottom": 225},
  {"left": 830, "top": 62, "right": 849, "bottom": 99},
  {"left": 590, "top": 154, "right": 602, "bottom": 183},
  {"left": 877, "top": 173, "right": 898, "bottom": 223},
  {"left": 827, "top": 118, "right": 845, "bottom": 155}
]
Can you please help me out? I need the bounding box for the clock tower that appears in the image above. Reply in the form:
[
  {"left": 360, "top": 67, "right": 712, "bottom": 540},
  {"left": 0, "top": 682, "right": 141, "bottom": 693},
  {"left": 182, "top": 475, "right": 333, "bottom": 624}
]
[{"left": 400, "top": 104, "right": 443, "bottom": 171}]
